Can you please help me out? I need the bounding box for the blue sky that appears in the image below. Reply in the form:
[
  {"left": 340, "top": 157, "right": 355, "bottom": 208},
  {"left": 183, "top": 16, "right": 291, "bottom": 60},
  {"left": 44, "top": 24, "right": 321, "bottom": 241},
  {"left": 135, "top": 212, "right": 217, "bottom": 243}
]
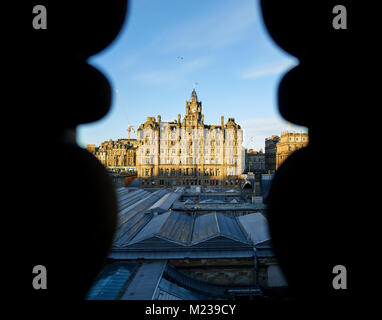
[{"left": 77, "top": 0, "right": 306, "bottom": 151}]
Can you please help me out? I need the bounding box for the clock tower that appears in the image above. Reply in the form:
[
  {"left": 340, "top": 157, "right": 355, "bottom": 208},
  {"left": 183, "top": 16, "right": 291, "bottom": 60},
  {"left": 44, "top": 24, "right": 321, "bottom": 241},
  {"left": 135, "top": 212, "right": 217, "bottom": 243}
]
[{"left": 185, "top": 88, "right": 203, "bottom": 126}]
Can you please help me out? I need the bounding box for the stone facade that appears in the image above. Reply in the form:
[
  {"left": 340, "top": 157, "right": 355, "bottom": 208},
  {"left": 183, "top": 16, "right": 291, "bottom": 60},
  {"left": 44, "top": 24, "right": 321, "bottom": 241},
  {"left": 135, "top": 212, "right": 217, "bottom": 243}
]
[
  {"left": 265, "top": 135, "right": 280, "bottom": 173},
  {"left": 87, "top": 139, "right": 138, "bottom": 171},
  {"left": 86, "top": 144, "right": 96, "bottom": 154},
  {"left": 136, "top": 89, "right": 245, "bottom": 188},
  {"left": 169, "top": 258, "right": 254, "bottom": 286},
  {"left": 169, "top": 257, "right": 286, "bottom": 288},
  {"left": 245, "top": 149, "right": 265, "bottom": 173},
  {"left": 275, "top": 131, "right": 309, "bottom": 170}
]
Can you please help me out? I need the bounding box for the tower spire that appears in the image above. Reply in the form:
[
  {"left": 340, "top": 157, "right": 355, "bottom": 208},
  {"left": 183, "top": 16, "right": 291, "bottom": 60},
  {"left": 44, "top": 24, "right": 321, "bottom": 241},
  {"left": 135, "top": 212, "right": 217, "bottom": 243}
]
[{"left": 191, "top": 86, "right": 198, "bottom": 102}]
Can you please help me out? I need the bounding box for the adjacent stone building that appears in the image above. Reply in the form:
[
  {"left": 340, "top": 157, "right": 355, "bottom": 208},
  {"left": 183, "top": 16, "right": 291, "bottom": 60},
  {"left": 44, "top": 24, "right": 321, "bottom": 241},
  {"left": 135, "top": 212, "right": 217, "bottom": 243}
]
[
  {"left": 264, "top": 135, "right": 280, "bottom": 173},
  {"left": 136, "top": 89, "right": 245, "bottom": 188},
  {"left": 275, "top": 131, "right": 309, "bottom": 170},
  {"left": 245, "top": 149, "right": 265, "bottom": 173},
  {"left": 87, "top": 139, "right": 138, "bottom": 172},
  {"left": 86, "top": 144, "right": 96, "bottom": 154}
]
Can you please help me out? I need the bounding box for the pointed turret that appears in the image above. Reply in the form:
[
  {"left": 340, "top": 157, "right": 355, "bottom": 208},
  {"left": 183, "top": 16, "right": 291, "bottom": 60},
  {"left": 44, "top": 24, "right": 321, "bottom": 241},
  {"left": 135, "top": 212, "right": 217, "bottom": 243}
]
[{"left": 191, "top": 88, "right": 198, "bottom": 102}]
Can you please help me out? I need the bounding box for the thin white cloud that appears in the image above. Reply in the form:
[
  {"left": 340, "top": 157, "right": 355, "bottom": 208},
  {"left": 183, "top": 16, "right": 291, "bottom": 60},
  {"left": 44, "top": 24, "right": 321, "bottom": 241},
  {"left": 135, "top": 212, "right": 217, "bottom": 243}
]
[
  {"left": 134, "top": 70, "right": 175, "bottom": 85},
  {"left": 119, "top": 54, "right": 140, "bottom": 69},
  {"left": 241, "top": 60, "right": 298, "bottom": 80}
]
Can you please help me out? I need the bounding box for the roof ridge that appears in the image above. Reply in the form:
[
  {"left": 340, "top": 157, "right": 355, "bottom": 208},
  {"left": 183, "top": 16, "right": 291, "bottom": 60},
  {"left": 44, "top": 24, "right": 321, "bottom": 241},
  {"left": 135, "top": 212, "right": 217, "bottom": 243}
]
[
  {"left": 156, "top": 211, "right": 173, "bottom": 235},
  {"left": 188, "top": 212, "right": 196, "bottom": 245},
  {"left": 214, "top": 212, "right": 220, "bottom": 234},
  {"left": 234, "top": 215, "right": 251, "bottom": 242}
]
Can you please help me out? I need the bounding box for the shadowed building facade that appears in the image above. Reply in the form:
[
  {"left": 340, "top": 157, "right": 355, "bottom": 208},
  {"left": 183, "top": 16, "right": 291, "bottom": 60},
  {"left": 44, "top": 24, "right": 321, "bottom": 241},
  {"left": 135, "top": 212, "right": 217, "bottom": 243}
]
[
  {"left": 265, "top": 135, "right": 280, "bottom": 173},
  {"left": 136, "top": 89, "right": 245, "bottom": 188},
  {"left": 245, "top": 149, "right": 265, "bottom": 173}
]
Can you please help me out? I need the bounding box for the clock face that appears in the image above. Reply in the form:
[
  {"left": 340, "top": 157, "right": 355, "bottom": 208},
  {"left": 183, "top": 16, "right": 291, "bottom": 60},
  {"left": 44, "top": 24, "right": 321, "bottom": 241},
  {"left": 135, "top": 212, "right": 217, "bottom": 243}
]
[{"left": 192, "top": 107, "right": 196, "bottom": 112}]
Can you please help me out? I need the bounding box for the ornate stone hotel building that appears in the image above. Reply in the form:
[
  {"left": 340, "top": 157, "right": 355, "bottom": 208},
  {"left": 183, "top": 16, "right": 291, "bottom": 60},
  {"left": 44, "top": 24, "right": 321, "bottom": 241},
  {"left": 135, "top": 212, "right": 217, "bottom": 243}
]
[
  {"left": 275, "top": 131, "right": 309, "bottom": 170},
  {"left": 136, "top": 89, "right": 245, "bottom": 188}
]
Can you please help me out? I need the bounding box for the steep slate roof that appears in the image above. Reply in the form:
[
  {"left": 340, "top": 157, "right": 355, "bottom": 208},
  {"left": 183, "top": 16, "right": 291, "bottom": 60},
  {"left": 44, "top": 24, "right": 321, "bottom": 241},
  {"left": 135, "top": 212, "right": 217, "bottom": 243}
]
[
  {"left": 114, "top": 211, "right": 251, "bottom": 250},
  {"left": 113, "top": 189, "right": 172, "bottom": 246},
  {"left": 192, "top": 213, "right": 247, "bottom": 244},
  {"left": 238, "top": 212, "right": 270, "bottom": 245},
  {"left": 145, "top": 189, "right": 183, "bottom": 214},
  {"left": 111, "top": 188, "right": 273, "bottom": 257}
]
